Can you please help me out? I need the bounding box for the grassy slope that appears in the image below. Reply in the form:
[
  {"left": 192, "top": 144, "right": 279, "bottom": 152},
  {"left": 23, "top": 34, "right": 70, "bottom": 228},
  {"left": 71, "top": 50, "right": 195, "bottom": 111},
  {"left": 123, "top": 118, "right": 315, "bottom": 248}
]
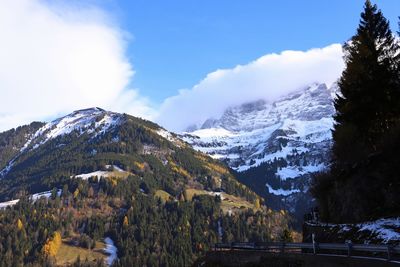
[
  {"left": 55, "top": 240, "right": 107, "bottom": 266},
  {"left": 184, "top": 188, "right": 258, "bottom": 213}
]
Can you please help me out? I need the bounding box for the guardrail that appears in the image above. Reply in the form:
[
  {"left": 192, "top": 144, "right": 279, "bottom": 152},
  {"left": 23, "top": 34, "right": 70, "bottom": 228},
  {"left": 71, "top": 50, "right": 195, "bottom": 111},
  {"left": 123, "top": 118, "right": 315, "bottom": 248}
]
[{"left": 214, "top": 242, "right": 400, "bottom": 261}]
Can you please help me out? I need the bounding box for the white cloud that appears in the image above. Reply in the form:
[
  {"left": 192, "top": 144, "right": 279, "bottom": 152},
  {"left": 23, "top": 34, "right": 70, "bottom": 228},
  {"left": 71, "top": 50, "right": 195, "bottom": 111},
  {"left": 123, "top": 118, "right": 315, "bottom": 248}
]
[
  {"left": 157, "top": 44, "right": 344, "bottom": 132},
  {"left": 0, "top": 1, "right": 345, "bottom": 134},
  {"left": 0, "top": 0, "right": 153, "bottom": 131}
]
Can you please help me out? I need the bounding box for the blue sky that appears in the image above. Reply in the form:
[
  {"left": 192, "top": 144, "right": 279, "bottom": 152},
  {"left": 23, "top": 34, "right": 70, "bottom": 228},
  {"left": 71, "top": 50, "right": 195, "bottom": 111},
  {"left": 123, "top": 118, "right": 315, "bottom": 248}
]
[
  {"left": 89, "top": 0, "right": 400, "bottom": 103},
  {"left": 0, "top": 0, "right": 399, "bottom": 131}
]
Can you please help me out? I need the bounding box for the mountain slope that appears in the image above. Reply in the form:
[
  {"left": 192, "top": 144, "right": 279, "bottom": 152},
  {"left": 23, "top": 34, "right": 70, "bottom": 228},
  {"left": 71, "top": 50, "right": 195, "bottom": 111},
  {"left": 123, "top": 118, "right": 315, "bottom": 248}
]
[
  {"left": 0, "top": 121, "right": 45, "bottom": 169},
  {"left": 0, "top": 108, "right": 257, "bottom": 206},
  {"left": 0, "top": 108, "right": 292, "bottom": 266},
  {"left": 182, "top": 83, "right": 336, "bottom": 222}
]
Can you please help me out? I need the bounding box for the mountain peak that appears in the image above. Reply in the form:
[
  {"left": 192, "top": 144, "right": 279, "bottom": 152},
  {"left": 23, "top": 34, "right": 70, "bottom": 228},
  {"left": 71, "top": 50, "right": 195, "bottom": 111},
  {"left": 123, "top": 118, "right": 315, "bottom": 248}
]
[
  {"left": 193, "top": 82, "right": 333, "bottom": 133},
  {"left": 0, "top": 108, "right": 124, "bottom": 177},
  {"left": 182, "top": 82, "right": 335, "bottom": 217},
  {"left": 72, "top": 107, "right": 106, "bottom": 113}
]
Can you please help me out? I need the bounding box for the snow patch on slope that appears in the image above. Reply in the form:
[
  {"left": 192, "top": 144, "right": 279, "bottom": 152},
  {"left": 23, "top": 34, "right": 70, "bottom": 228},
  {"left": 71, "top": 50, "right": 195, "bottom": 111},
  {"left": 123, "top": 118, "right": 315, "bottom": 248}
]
[
  {"left": 74, "top": 171, "right": 111, "bottom": 180},
  {"left": 358, "top": 218, "right": 400, "bottom": 242},
  {"left": 281, "top": 118, "right": 333, "bottom": 143},
  {"left": 266, "top": 183, "right": 300, "bottom": 196},
  {"left": 309, "top": 218, "right": 400, "bottom": 243},
  {"left": 104, "top": 237, "right": 118, "bottom": 266},
  {"left": 156, "top": 128, "right": 184, "bottom": 147},
  {"left": 0, "top": 189, "right": 62, "bottom": 209},
  {"left": 73, "top": 165, "right": 126, "bottom": 180},
  {"left": 0, "top": 199, "right": 19, "bottom": 209},
  {"left": 277, "top": 163, "right": 326, "bottom": 180}
]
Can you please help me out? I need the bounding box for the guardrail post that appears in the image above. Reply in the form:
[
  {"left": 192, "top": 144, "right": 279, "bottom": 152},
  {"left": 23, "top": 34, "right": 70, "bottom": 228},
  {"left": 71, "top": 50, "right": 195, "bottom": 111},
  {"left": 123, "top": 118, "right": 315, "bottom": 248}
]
[
  {"left": 311, "top": 233, "right": 316, "bottom": 255},
  {"left": 346, "top": 242, "right": 352, "bottom": 257},
  {"left": 313, "top": 242, "right": 317, "bottom": 255},
  {"left": 387, "top": 244, "right": 392, "bottom": 261},
  {"left": 212, "top": 241, "right": 399, "bottom": 261}
]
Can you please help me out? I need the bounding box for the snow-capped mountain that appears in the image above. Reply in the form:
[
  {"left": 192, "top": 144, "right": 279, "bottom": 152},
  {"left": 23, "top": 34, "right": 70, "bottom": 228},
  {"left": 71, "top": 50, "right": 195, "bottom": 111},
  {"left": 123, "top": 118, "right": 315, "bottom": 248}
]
[
  {"left": 24, "top": 108, "right": 121, "bottom": 148},
  {"left": 182, "top": 83, "right": 337, "bottom": 221},
  {"left": 0, "top": 107, "right": 263, "bottom": 225},
  {"left": 0, "top": 108, "right": 123, "bottom": 177},
  {"left": 0, "top": 107, "right": 197, "bottom": 200}
]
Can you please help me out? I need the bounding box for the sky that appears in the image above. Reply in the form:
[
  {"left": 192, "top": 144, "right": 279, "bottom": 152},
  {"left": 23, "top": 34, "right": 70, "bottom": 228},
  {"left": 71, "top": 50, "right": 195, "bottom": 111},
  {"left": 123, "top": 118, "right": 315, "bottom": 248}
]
[{"left": 0, "top": 0, "right": 399, "bottom": 132}]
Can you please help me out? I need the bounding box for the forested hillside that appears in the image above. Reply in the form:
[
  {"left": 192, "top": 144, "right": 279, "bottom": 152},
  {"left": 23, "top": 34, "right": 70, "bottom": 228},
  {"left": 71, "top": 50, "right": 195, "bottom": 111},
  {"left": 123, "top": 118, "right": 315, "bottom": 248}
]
[
  {"left": 0, "top": 122, "right": 44, "bottom": 169},
  {"left": 0, "top": 108, "right": 292, "bottom": 266}
]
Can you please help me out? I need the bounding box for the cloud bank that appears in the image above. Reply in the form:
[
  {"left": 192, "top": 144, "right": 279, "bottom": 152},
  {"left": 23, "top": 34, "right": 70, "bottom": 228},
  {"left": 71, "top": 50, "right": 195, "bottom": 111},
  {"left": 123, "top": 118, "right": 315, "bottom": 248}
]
[
  {"left": 0, "top": 1, "right": 344, "bottom": 134},
  {"left": 157, "top": 44, "right": 344, "bottom": 132},
  {"left": 0, "top": 0, "right": 153, "bottom": 131}
]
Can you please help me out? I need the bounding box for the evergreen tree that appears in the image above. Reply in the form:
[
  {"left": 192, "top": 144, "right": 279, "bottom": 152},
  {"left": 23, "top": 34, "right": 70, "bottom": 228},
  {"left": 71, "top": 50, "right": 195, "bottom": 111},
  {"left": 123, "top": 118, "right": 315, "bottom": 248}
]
[
  {"left": 312, "top": 1, "right": 400, "bottom": 223},
  {"left": 333, "top": 0, "right": 400, "bottom": 166}
]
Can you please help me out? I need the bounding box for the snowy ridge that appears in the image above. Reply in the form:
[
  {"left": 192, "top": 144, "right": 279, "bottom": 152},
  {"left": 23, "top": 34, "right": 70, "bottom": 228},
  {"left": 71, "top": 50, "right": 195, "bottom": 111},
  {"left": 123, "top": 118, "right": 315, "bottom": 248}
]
[
  {"left": 0, "top": 107, "right": 183, "bottom": 179},
  {"left": 183, "top": 83, "right": 335, "bottom": 173},
  {"left": 0, "top": 189, "right": 62, "bottom": 209},
  {"left": 183, "top": 83, "right": 337, "bottom": 214},
  {"left": 29, "top": 107, "right": 121, "bottom": 150},
  {"left": 0, "top": 108, "right": 123, "bottom": 177}
]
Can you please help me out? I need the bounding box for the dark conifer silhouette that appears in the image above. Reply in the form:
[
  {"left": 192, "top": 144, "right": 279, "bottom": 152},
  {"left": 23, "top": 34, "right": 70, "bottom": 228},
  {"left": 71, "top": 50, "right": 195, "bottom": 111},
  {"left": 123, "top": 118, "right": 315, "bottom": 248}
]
[
  {"left": 333, "top": 0, "right": 400, "bottom": 167},
  {"left": 312, "top": 1, "right": 400, "bottom": 223}
]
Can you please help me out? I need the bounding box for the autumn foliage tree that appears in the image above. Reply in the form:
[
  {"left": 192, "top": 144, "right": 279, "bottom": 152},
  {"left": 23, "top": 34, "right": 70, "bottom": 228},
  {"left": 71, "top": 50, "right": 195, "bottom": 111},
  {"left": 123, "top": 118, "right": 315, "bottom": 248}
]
[{"left": 42, "top": 231, "right": 62, "bottom": 257}]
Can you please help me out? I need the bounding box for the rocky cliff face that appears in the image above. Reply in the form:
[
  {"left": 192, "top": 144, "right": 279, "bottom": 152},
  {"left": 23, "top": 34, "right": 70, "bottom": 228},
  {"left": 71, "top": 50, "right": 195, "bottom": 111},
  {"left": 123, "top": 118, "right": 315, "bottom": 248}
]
[{"left": 182, "top": 83, "right": 337, "bottom": 223}]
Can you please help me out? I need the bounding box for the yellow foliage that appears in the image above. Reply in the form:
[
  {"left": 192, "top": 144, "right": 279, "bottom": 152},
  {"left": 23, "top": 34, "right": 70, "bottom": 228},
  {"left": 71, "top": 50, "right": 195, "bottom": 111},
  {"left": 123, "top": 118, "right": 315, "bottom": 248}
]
[
  {"left": 109, "top": 177, "right": 118, "bottom": 187},
  {"left": 175, "top": 166, "right": 190, "bottom": 178},
  {"left": 43, "top": 231, "right": 62, "bottom": 257},
  {"left": 254, "top": 198, "right": 261, "bottom": 209},
  {"left": 154, "top": 190, "right": 172, "bottom": 203},
  {"left": 169, "top": 161, "right": 191, "bottom": 178},
  {"left": 123, "top": 216, "right": 129, "bottom": 227},
  {"left": 17, "top": 219, "right": 23, "bottom": 230},
  {"left": 73, "top": 189, "right": 79, "bottom": 199},
  {"left": 134, "top": 161, "right": 145, "bottom": 170},
  {"left": 194, "top": 154, "right": 209, "bottom": 163},
  {"left": 206, "top": 162, "right": 229, "bottom": 175}
]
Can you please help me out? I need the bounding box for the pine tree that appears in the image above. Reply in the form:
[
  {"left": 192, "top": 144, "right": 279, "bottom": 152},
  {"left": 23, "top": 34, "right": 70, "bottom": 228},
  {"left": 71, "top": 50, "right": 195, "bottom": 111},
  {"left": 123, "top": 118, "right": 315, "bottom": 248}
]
[
  {"left": 312, "top": 1, "right": 400, "bottom": 223},
  {"left": 333, "top": 0, "right": 400, "bottom": 166}
]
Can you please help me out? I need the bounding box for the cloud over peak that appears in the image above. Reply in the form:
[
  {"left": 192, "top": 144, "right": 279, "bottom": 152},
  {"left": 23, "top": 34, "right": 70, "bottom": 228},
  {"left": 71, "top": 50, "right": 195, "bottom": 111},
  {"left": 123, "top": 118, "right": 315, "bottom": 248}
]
[
  {"left": 157, "top": 44, "right": 344, "bottom": 132},
  {"left": 0, "top": 1, "right": 344, "bottom": 135},
  {"left": 0, "top": 0, "right": 153, "bottom": 131}
]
